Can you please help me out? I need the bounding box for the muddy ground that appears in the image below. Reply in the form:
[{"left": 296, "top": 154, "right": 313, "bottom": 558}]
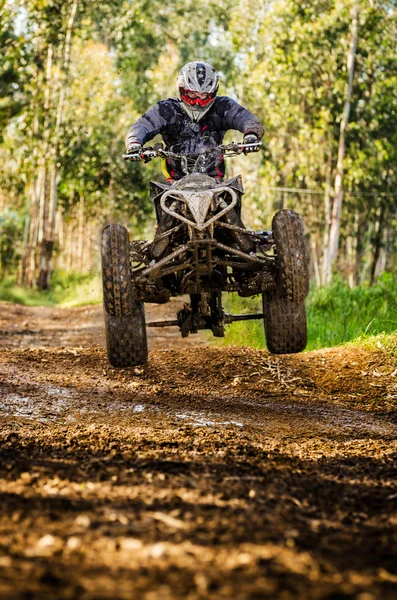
[{"left": 0, "top": 300, "right": 396, "bottom": 600}]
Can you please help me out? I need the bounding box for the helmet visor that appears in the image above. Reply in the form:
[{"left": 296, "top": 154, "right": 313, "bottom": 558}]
[{"left": 180, "top": 88, "right": 215, "bottom": 107}]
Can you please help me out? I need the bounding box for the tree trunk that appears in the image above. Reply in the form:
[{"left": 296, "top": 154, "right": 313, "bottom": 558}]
[
  {"left": 25, "top": 167, "right": 45, "bottom": 287},
  {"left": 19, "top": 184, "right": 33, "bottom": 285},
  {"left": 353, "top": 211, "right": 364, "bottom": 287},
  {"left": 65, "top": 221, "right": 73, "bottom": 272},
  {"left": 360, "top": 221, "right": 373, "bottom": 284},
  {"left": 77, "top": 196, "right": 84, "bottom": 271},
  {"left": 376, "top": 226, "right": 388, "bottom": 278},
  {"left": 56, "top": 209, "right": 64, "bottom": 270},
  {"left": 37, "top": 0, "right": 79, "bottom": 289},
  {"left": 323, "top": 4, "right": 359, "bottom": 284},
  {"left": 311, "top": 239, "right": 321, "bottom": 287},
  {"left": 346, "top": 233, "right": 355, "bottom": 289},
  {"left": 321, "top": 142, "right": 333, "bottom": 284},
  {"left": 19, "top": 43, "right": 54, "bottom": 287},
  {"left": 370, "top": 202, "right": 385, "bottom": 286}
]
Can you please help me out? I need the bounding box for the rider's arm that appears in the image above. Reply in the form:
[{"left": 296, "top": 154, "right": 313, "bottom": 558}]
[
  {"left": 125, "top": 100, "right": 172, "bottom": 149},
  {"left": 217, "top": 97, "right": 264, "bottom": 139}
]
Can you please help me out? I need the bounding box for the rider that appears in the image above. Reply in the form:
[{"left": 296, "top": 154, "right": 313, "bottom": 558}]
[
  {"left": 126, "top": 61, "right": 264, "bottom": 179},
  {"left": 125, "top": 61, "right": 264, "bottom": 256}
]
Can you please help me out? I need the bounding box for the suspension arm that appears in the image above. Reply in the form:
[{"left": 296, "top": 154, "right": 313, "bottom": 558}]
[
  {"left": 216, "top": 221, "right": 273, "bottom": 242},
  {"left": 135, "top": 245, "right": 189, "bottom": 281},
  {"left": 213, "top": 241, "right": 269, "bottom": 264}
]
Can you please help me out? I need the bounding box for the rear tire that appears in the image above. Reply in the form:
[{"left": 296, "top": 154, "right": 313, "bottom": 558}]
[
  {"left": 263, "top": 292, "right": 307, "bottom": 354},
  {"left": 272, "top": 209, "right": 309, "bottom": 302},
  {"left": 101, "top": 224, "right": 148, "bottom": 367}
]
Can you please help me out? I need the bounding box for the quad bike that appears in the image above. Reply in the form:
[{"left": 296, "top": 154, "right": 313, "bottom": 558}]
[{"left": 101, "top": 142, "right": 309, "bottom": 367}]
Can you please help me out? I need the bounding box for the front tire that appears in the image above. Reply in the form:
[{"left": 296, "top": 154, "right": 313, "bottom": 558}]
[
  {"left": 272, "top": 209, "right": 309, "bottom": 302},
  {"left": 104, "top": 309, "right": 148, "bottom": 368},
  {"left": 263, "top": 292, "right": 307, "bottom": 354},
  {"left": 101, "top": 224, "right": 148, "bottom": 367}
]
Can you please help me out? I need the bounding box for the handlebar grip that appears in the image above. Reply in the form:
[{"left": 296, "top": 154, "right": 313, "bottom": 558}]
[
  {"left": 123, "top": 153, "right": 140, "bottom": 160},
  {"left": 220, "top": 141, "right": 262, "bottom": 152}
]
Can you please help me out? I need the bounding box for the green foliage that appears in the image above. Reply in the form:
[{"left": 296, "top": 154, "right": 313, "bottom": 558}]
[
  {"left": 356, "top": 331, "right": 397, "bottom": 361},
  {"left": 0, "top": 208, "right": 24, "bottom": 275},
  {"left": 0, "top": 271, "right": 101, "bottom": 306},
  {"left": 227, "top": 0, "right": 397, "bottom": 277},
  {"left": 57, "top": 39, "right": 151, "bottom": 224},
  {"left": 112, "top": 0, "right": 236, "bottom": 111},
  {"left": 222, "top": 275, "right": 397, "bottom": 351},
  {"left": 0, "top": 3, "right": 26, "bottom": 133},
  {"left": 307, "top": 275, "right": 397, "bottom": 348},
  {"left": 222, "top": 293, "right": 265, "bottom": 349}
]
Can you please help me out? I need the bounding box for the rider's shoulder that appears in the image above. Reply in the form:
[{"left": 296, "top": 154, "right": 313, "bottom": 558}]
[
  {"left": 157, "top": 97, "right": 179, "bottom": 105},
  {"left": 156, "top": 97, "right": 180, "bottom": 108},
  {"left": 155, "top": 98, "right": 181, "bottom": 114},
  {"left": 216, "top": 96, "right": 239, "bottom": 103},
  {"left": 150, "top": 98, "right": 180, "bottom": 119},
  {"left": 214, "top": 96, "right": 241, "bottom": 109}
]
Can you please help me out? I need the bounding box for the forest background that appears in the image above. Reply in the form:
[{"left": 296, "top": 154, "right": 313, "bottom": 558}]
[{"left": 0, "top": 0, "right": 396, "bottom": 349}]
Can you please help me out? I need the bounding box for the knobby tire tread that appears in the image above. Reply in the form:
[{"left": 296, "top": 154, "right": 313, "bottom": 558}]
[
  {"left": 104, "top": 308, "right": 148, "bottom": 368},
  {"left": 101, "top": 224, "right": 148, "bottom": 367},
  {"left": 263, "top": 292, "right": 307, "bottom": 354},
  {"left": 101, "top": 225, "right": 134, "bottom": 317},
  {"left": 272, "top": 209, "right": 309, "bottom": 302}
]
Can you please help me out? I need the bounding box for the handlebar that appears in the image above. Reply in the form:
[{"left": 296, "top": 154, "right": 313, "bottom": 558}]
[{"left": 122, "top": 142, "right": 262, "bottom": 162}]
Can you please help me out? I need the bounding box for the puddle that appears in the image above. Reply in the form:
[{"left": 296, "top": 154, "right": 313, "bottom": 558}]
[
  {"left": 1, "top": 394, "right": 35, "bottom": 419},
  {"left": 119, "top": 403, "right": 146, "bottom": 413},
  {"left": 0, "top": 392, "right": 71, "bottom": 423},
  {"left": 46, "top": 386, "right": 72, "bottom": 397},
  {"left": 175, "top": 411, "right": 243, "bottom": 428}
]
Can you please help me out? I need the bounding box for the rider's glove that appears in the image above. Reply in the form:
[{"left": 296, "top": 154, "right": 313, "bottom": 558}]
[
  {"left": 126, "top": 141, "right": 143, "bottom": 161},
  {"left": 243, "top": 133, "right": 261, "bottom": 154}
]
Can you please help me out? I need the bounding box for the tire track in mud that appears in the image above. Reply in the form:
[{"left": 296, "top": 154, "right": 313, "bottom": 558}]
[{"left": 0, "top": 302, "right": 397, "bottom": 599}]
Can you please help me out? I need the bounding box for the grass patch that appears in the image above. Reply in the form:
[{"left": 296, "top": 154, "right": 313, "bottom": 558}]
[
  {"left": 354, "top": 332, "right": 397, "bottom": 361},
  {"left": 222, "top": 275, "right": 397, "bottom": 351},
  {"left": 222, "top": 293, "right": 265, "bottom": 349},
  {"left": 307, "top": 275, "right": 397, "bottom": 349},
  {"left": 0, "top": 272, "right": 101, "bottom": 307}
]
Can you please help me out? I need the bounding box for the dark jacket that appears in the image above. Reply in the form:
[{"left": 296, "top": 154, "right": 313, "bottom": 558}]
[{"left": 126, "top": 96, "right": 264, "bottom": 179}]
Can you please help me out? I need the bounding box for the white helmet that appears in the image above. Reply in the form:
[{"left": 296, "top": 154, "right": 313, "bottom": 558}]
[{"left": 176, "top": 61, "right": 219, "bottom": 122}]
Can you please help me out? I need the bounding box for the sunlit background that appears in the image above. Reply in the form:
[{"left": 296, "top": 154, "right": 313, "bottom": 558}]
[{"left": 1, "top": 0, "right": 396, "bottom": 346}]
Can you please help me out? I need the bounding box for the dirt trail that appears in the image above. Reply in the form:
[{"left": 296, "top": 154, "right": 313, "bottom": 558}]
[{"left": 0, "top": 301, "right": 396, "bottom": 600}]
